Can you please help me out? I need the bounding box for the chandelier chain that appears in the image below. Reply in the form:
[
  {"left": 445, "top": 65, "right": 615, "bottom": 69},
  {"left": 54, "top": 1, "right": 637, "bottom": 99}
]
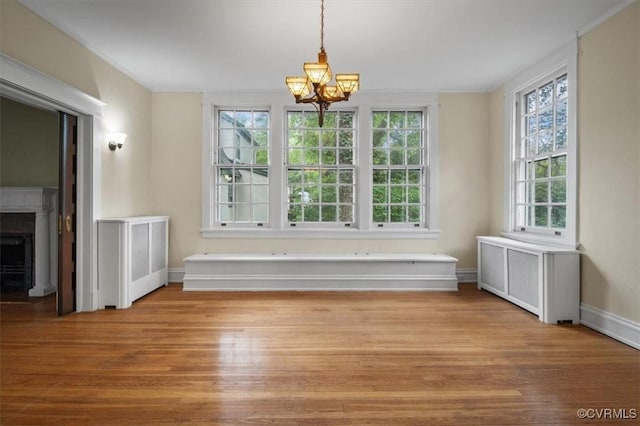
[
  {"left": 320, "top": 0, "right": 325, "bottom": 51},
  {"left": 284, "top": 0, "right": 358, "bottom": 127}
]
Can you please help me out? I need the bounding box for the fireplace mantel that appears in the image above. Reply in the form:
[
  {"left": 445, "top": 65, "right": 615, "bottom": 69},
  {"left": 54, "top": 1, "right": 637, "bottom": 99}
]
[
  {"left": 0, "top": 187, "right": 57, "bottom": 212},
  {"left": 0, "top": 187, "right": 58, "bottom": 296}
]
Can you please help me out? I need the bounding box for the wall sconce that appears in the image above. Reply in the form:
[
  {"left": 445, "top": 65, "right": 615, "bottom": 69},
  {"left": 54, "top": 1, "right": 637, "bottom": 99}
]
[{"left": 108, "top": 132, "right": 127, "bottom": 151}]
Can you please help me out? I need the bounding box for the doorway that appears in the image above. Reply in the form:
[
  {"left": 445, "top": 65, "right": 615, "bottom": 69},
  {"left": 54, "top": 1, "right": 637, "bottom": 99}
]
[
  {"left": 1, "top": 53, "right": 105, "bottom": 313},
  {"left": 0, "top": 99, "right": 78, "bottom": 315}
]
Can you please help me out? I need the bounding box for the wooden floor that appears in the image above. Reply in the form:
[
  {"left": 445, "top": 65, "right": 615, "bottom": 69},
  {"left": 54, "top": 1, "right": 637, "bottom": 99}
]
[{"left": 1, "top": 284, "right": 638, "bottom": 425}]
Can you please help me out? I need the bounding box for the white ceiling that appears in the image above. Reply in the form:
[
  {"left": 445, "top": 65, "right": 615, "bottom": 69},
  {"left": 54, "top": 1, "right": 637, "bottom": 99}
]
[{"left": 19, "top": 0, "right": 632, "bottom": 93}]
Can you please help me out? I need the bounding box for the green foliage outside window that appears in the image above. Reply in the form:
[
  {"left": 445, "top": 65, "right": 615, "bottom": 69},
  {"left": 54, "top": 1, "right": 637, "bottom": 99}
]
[
  {"left": 371, "top": 110, "right": 425, "bottom": 224},
  {"left": 286, "top": 111, "right": 355, "bottom": 224}
]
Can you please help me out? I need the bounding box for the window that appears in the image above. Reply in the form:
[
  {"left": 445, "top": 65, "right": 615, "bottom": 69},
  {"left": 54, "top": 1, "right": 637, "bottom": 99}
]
[
  {"left": 504, "top": 39, "right": 577, "bottom": 247},
  {"left": 515, "top": 74, "right": 568, "bottom": 231},
  {"left": 372, "top": 110, "right": 425, "bottom": 226},
  {"left": 286, "top": 110, "right": 356, "bottom": 226},
  {"left": 214, "top": 109, "right": 270, "bottom": 225},
  {"left": 202, "top": 92, "right": 439, "bottom": 238}
]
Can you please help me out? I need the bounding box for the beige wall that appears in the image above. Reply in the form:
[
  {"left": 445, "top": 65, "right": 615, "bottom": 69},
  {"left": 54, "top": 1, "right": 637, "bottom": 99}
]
[
  {"left": 151, "top": 93, "right": 492, "bottom": 268},
  {"left": 488, "top": 87, "right": 505, "bottom": 236},
  {"left": 0, "top": 0, "right": 153, "bottom": 218},
  {"left": 0, "top": 97, "right": 58, "bottom": 187},
  {"left": 577, "top": 2, "right": 639, "bottom": 322},
  {"left": 438, "top": 93, "right": 492, "bottom": 265},
  {"left": 151, "top": 93, "right": 203, "bottom": 268}
]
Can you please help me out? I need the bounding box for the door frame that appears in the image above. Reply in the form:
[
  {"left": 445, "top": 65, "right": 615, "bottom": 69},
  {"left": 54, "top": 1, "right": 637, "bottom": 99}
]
[{"left": 0, "top": 53, "right": 105, "bottom": 312}]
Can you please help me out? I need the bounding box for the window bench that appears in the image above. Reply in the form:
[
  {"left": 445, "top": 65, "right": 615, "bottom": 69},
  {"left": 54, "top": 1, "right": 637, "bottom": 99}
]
[{"left": 182, "top": 253, "right": 458, "bottom": 291}]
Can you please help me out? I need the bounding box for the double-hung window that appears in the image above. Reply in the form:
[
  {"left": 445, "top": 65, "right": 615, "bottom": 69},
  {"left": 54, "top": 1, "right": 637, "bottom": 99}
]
[
  {"left": 286, "top": 110, "right": 356, "bottom": 227},
  {"left": 371, "top": 110, "right": 426, "bottom": 226},
  {"left": 214, "top": 109, "right": 270, "bottom": 226},
  {"left": 505, "top": 40, "right": 577, "bottom": 247},
  {"left": 515, "top": 74, "right": 568, "bottom": 231},
  {"left": 203, "top": 93, "right": 439, "bottom": 238}
]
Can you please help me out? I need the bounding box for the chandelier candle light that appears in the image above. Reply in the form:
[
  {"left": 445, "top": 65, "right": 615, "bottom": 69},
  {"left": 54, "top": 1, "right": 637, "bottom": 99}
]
[{"left": 285, "top": 0, "right": 359, "bottom": 127}]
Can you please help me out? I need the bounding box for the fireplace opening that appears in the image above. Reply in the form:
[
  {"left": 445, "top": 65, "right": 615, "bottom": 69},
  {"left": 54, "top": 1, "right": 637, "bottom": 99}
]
[{"left": 1, "top": 233, "right": 33, "bottom": 292}]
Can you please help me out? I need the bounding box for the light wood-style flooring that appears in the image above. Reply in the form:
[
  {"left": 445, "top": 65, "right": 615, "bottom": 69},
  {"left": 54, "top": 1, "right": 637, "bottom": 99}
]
[{"left": 1, "top": 284, "right": 638, "bottom": 425}]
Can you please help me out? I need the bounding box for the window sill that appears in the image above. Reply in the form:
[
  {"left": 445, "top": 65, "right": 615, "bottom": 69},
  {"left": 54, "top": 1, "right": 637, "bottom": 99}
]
[
  {"left": 202, "top": 228, "right": 441, "bottom": 239},
  {"left": 501, "top": 232, "right": 579, "bottom": 249}
]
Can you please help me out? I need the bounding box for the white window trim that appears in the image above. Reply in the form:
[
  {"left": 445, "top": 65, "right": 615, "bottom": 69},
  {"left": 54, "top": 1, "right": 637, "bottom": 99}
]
[
  {"left": 202, "top": 92, "right": 440, "bottom": 239},
  {"left": 502, "top": 38, "right": 578, "bottom": 248}
]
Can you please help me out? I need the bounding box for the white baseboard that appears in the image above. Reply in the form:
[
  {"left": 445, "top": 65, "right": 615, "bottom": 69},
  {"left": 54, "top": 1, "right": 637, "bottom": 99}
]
[
  {"left": 456, "top": 268, "right": 477, "bottom": 283},
  {"left": 580, "top": 304, "right": 640, "bottom": 350},
  {"left": 168, "top": 268, "right": 185, "bottom": 283}
]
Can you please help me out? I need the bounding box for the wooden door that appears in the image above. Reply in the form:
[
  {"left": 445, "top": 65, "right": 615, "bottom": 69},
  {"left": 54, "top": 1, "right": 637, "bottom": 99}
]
[{"left": 58, "top": 112, "right": 77, "bottom": 315}]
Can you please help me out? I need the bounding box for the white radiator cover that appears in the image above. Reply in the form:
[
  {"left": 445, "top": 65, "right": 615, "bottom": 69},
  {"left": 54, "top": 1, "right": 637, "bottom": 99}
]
[
  {"left": 183, "top": 253, "right": 458, "bottom": 291},
  {"left": 477, "top": 236, "right": 580, "bottom": 324},
  {"left": 98, "top": 216, "right": 169, "bottom": 309}
]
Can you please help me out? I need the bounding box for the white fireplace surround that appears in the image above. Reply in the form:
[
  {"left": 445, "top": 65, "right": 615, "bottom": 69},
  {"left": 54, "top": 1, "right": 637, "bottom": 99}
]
[{"left": 0, "top": 187, "right": 58, "bottom": 296}]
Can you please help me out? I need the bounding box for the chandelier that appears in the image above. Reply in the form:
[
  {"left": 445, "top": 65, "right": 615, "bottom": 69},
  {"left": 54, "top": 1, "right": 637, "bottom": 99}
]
[{"left": 285, "top": 0, "right": 359, "bottom": 127}]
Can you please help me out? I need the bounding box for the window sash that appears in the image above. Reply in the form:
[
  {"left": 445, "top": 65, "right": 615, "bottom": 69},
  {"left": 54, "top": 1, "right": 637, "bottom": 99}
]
[
  {"left": 213, "top": 108, "right": 271, "bottom": 226},
  {"left": 371, "top": 109, "right": 427, "bottom": 226},
  {"left": 514, "top": 74, "right": 568, "bottom": 233},
  {"left": 285, "top": 110, "right": 357, "bottom": 226}
]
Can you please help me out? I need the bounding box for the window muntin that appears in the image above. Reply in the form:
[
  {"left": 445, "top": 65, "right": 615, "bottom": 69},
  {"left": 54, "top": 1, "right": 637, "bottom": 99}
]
[
  {"left": 285, "top": 110, "right": 356, "bottom": 225},
  {"left": 515, "top": 73, "right": 568, "bottom": 232},
  {"left": 371, "top": 110, "right": 425, "bottom": 225},
  {"left": 215, "top": 109, "right": 270, "bottom": 224}
]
